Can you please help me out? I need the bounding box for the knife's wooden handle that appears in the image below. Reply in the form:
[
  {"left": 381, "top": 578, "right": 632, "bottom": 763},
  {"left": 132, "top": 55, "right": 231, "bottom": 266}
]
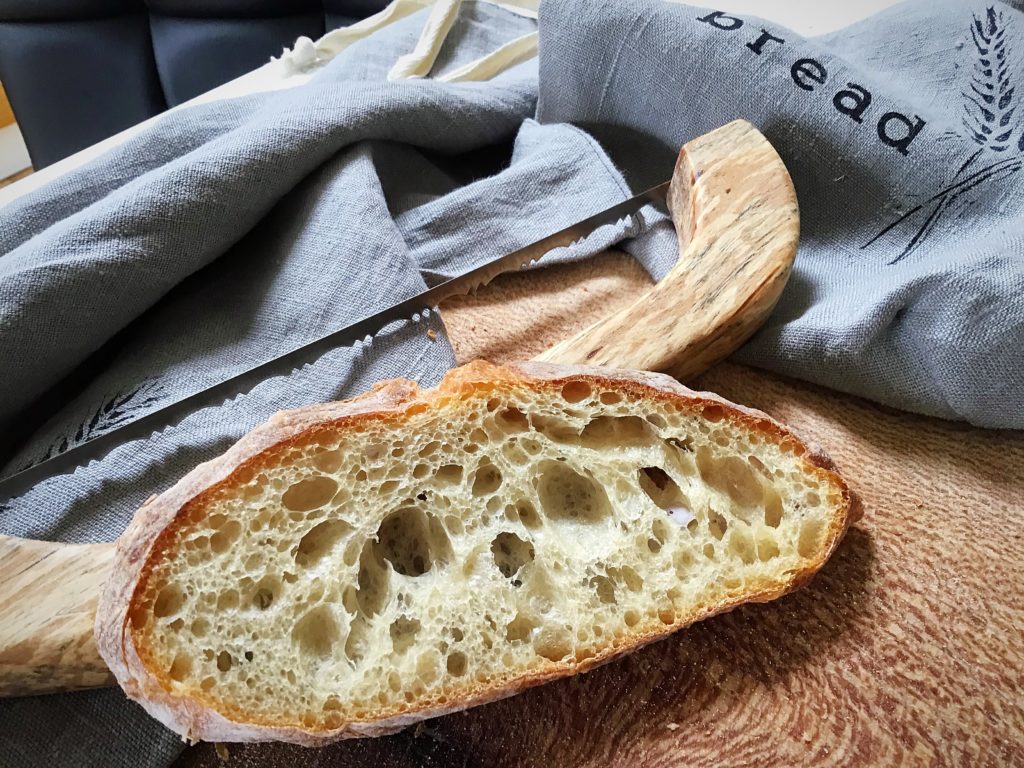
[
  {"left": 0, "top": 119, "right": 798, "bottom": 697},
  {"left": 536, "top": 119, "right": 799, "bottom": 379},
  {"left": 0, "top": 534, "right": 116, "bottom": 694}
]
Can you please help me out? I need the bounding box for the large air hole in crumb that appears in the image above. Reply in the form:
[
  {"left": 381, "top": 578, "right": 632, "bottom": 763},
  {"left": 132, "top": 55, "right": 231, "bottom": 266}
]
[
  {"left": 463, "top": 429, "right": 487, "bottom": 455},
  {"left": 190, "top": 618, "right": 209, "bottom": 637},
  {"left": 153, "top": 585, "right": 185, "bottom": 618},
  {"left": 295, "top": 519, "right": 351, "bottom": 568},
  {"left": 282, "top": 475, "right": 338, "bottom": 512},
  {"left": 340, "top": 585, "right": 359, "bottom": 614},
  {"left": 534, "top": 626, "right": 573, "bottom": 662},
  {"left": 390, "top": 616, "right": 421, "bottom": 655},
  {"left": 356, "top": 542, "right": 391, "bottom": 616},
  {"left": 168, "top": 652, "right": 192, "bottom": 682},
  {"left": 515, "top": 501, "right": 542, "bottom": 529},
  {"left": 490, "top": 532, "right": 535, "bottom": 580},
  {"left": 313, "top": 449, "right": 344, "bottom": 473},
  {"left": 697, "top": 448, "right": 764, "bottom": 510},
  {"left": 446, "top": 651, "right": 467, "bottom": 677},
  {"left": 292, "top": 605, "right": 341, "bottom": 659},
  {"left": 497, "top": 407, "right": 529, "bottom": 432},
  {"left": 364, "top": 444, "right": 386, "bottom": 463},
  {"left": 536, "top": 461, "right": 612, "bottom": 523},
  {"left": 708, "top": 509, "right": 728, "bottom": 540},
  {"left": 341, "top": 539, "right": 361, "bottom": 567},
  {"left": 764, "top": 487, "right": 784, "bottom": 528},
  {"left": 579, "top": 415, "right": 655, "bottom": 448},
  {"left": 209, "top": 520, "right": 242, "bottom": 554},
  {"left": 322, "top": 696, "right": 343, "bottom": 712},
  {"left": 561, "top": 380, "right": 592, "bottom": 403},
  {"left": 748, "top": 455, "right": 771, "bottom": 478},
  {"left": 798, "top": 518, "right": 824, "bottom": 558},
  {"left": 728, "top": 526, "right": 756, "bottom": 565},
  {"left": 530, "top": 413, "right": 580, "bottom": 444},
  {"left": 251, "top": 575, "right": 280, "bottom": 610},
  {"left": 217, "top": 651, "right": 233, "bottom": 672},
  {"left": 506, "top": 613, "right": 538, "bottom": 643},
  {"left": 503, "top": 443, "right": 530, "bottom": 465},
  {"left": 757, "top": 532, "right": 780, "bottom": 561},
  {"left": 663, "top": 439, "right": 698, "bottom": 483},
  {"left": 387, "top": 672, "right": 402, "bottom": 692},
  {"left": 648, "top": 413, "right": 667, "bottom": 429},
  {"left": 345, "top": 615, "right": 371, "bottom": 663},
  {"left": 637, "top": 467, "right": 693, "bottom": 529},
  {"left": 435, "top": 464, "right": 463, "bottom": 484},
  {"left": 607, "top": 565, "right": 643, "bottom": 592},
  {"left": 472, "top": 461, "right": 503, "bottom": 496},
  {"left": 702, "top": 405, "right": 726, "bottom": 422},
  {"left": 374, "top": 507, "right": 451, "bottom": 577},
  {"left": 589, "top": 575, "right": 616, "bottom": 604},
  {"left": 418, "top": 441, "right": 440, "bottom": 458}
]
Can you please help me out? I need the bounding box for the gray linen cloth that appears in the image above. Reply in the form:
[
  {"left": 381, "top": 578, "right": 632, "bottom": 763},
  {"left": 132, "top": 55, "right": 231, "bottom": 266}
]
[
  {"left": 1, "top": 1, "right": 1022, "bottom": 766},
  {"left": 539, "top": 0, "right": 1024, "bottom": 428}
]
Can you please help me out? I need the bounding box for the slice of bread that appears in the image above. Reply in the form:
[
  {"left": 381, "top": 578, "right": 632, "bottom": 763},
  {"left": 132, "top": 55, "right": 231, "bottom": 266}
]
[{"left": 96, "top": 361, "right": 857, "bottom": 745}]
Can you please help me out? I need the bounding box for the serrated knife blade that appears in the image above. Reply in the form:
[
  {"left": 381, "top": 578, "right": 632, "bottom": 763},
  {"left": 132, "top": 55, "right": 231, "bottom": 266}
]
[{"left": 0, "top": 182, "right": 669, "bottom": 503}]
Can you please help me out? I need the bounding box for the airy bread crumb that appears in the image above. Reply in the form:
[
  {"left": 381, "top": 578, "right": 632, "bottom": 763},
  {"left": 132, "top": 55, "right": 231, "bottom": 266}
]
[{"left": 96, "top": 361, "right": 855, "bottom": 745}]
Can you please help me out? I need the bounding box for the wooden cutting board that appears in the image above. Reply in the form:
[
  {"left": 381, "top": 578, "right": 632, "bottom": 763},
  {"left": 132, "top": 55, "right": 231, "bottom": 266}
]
[{"left": 178, "top": 219, "right": 1022, "bottom": 761}]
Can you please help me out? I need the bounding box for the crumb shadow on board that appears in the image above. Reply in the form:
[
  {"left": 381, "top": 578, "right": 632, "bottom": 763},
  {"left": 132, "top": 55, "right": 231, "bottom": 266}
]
[{"left": 177, "top": 527, "right": 874, "bottom": 768}]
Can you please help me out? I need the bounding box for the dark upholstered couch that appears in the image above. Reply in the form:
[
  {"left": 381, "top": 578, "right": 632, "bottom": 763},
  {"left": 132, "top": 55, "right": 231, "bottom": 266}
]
[{"left": 0, "top": 0, "right": 388, "bottom": 168}]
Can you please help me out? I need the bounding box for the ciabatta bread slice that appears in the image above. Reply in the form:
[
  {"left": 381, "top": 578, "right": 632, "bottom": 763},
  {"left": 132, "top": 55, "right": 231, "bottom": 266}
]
[{"left": 96, "top": 361, "right": 857, "bottom": 745}]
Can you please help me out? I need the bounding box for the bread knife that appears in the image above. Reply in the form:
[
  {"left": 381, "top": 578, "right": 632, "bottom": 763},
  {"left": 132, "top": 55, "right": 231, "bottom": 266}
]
[{"left": 0, "top": 184, "right": 669, "bottom": 503}]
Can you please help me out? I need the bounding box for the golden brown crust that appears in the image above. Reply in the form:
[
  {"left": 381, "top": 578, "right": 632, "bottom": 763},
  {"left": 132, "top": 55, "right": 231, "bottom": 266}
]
[{"left": 95, "top": 360, "right": 856, "bottom": 746}]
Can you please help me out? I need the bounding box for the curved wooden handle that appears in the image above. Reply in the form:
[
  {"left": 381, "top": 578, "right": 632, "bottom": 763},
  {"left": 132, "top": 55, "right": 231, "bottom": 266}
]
[
  {"left": 0, "top": 534, "right": 115, "bottom": 695},
  {"left": 536, "top": 119, "right": 799, "bottom": 378}
]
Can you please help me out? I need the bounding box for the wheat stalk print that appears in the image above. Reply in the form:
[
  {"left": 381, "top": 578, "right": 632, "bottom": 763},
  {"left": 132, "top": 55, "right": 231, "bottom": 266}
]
[
  {"left": 17, "top": 378, "right": 166, "bottom": 472},
  {"left": 866, "top": 6, "right": 1022, "bottom": 264},
  {"left": 963, "top": 6, "right": 1018, "bottom": 155}
]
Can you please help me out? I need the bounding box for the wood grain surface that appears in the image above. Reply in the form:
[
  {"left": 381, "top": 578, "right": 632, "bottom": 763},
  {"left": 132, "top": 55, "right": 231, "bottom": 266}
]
[
  {"left": 176, "top": 255, "right": 1024, "bottom": 768},
  {"left": 537, "top": 119, "right": 798, "bottom": 380},
  {"left": 0, "top": 536, "right": 115, "bottom": 691}
]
